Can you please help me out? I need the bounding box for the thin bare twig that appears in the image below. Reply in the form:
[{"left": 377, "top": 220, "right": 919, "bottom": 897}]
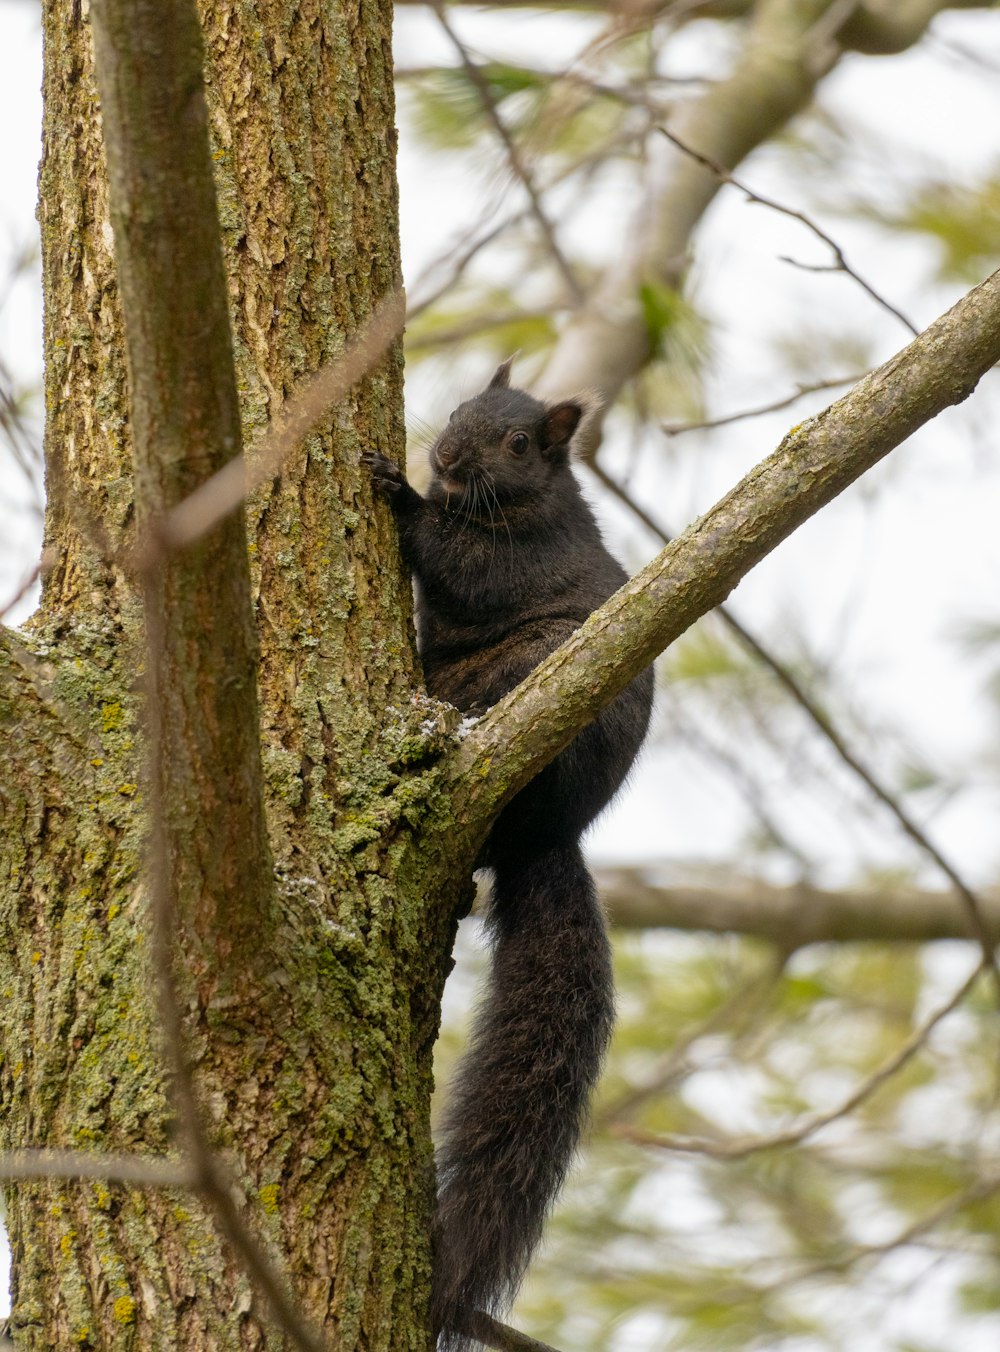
[
  {"left": 159, "top": 288, "right": 405, "bottom": 553},
  {"left": 589, "top": 459, "right": 1000, "bottom": 998},
  {"left": 36, "top": 300, "right": 404, "bottom": 587},
  {"left": 407, "top": 212, "right": 529, "bottom": 320},
  {"left": 932, "top": 33, "right": 1000, "bottom": 77},
  {"left": 396, "top": 62, "right": 703, "bottom": 101},
  {"left": 671, "top": 713, "right": 814, "bottom": 870},
  {"left": 406, "top": 308, "right": 553, "bottom": 353},
  {"left": 856, "top": 1172, "right": 1000, "bottom": 1261},
  {"left": 430, "top": 0, "right": 584, "bottom": 307},
  {"left": 658, "top": 124, "right": 919, "bottom": 337},
  {"left": 0, "top": 1142, "right": 318, "bottom": 1328},
  {"left": 0, "top": 354, "right": 43, "bottom": 497},
  {"left": 465, "top": 1311, "right": 566, "bottom": 1352},
  {"left": 749, "top": 1171, "right": 1000, "bottom": 1298},
  {"left": 703, "top": 1168, "right": 1000, "bottom": 1311},
  {"left": 661, "top": 373, "right": 867, "bottom": 434},
  {"left": 615, "top": 958, "right": 985, "bottom": 1159},
  {"left": 0, "top": 1148, "right": 193, "bottom": 1188},
  {"left": 406, "top": 115, "right": 648, "bottom": 322}
]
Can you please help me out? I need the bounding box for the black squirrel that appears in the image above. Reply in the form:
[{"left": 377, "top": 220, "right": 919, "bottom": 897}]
[{"left": 364, "top": 359, "right": 653, "bottom": 1348}]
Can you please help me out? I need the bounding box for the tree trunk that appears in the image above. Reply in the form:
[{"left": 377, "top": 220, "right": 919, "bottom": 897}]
[{"left": 1, "top": 1, "right": 462, "bottom": 1347}]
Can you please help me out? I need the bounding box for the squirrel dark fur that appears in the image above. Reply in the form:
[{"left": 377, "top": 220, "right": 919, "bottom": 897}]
[{"left": 364, "top": 359, "right": 653, "bottom": 1348}]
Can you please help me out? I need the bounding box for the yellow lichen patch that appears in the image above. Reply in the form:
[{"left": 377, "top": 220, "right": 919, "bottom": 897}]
[
  {"left": 113, "top": 1294, "right": 137, "bottom": 1325},
  {"left": 101, "top": 702, "right": 124, "bottom": 732},
  {"left": 258, "top": 1182, "right": 280, "bottom": 1214}
]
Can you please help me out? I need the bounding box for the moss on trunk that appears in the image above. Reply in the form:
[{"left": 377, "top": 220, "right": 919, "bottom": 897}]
[{"left": 0, "top": 1, "right": 469, "bottom": 1347}]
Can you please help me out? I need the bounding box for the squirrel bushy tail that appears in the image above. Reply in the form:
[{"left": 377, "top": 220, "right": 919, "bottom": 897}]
[{"left": 431, "top": 841, "right": 614, "bottom": 1349}]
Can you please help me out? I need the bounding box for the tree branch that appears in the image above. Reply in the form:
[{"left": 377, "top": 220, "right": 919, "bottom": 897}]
[
  {"left": 594, "top": 947, "right": 787, "bottom": 1127},
  {"left": 588, "top": 462, "right": 996, "bottom": 958},
  {"left": 89, "top": 5, "right": 323, "bottom": 1351},
  {"left": 597, "top": 864, "right": 1000, "bottom": 945},
  {"left": 90, "top": 0, "right": 274, "bottom": 970},
  {"left": 535, "top": 0, "right": 844, "bottom": 416},
  {"left": 1, "top": 560, "right": 43, "bottom": 623},
  {"left": 444, "top": 267, "right": 1000, "bottom": 873}
]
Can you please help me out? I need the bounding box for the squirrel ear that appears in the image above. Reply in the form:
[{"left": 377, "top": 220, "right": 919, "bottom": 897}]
[
  {"left": 488, "top": 355, "right": 516, "bottom": 390},
  {"left": 539, "top": 393, "right": 599, "bottom": 455},
  {"left": 539, "top": 400, "right": 583, "bottom": 451}
]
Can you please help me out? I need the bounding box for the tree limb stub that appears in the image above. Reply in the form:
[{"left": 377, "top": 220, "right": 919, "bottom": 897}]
[{"left": 445, "top": 268, "right": 1000, "bottom": 852}]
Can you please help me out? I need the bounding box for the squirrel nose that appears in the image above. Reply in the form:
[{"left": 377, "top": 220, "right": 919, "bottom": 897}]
[{"left": 434, "top": 438, "right": 461, "bottom": 470}]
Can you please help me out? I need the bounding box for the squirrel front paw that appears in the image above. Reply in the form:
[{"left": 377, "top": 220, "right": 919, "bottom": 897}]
[{"left": 362, "top": 451, "right": 406, "bottom": 494}]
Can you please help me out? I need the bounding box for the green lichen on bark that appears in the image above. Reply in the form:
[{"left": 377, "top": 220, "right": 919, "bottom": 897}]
[{"left": 1, "top": 0, "right": 467, "bottom": 1347}]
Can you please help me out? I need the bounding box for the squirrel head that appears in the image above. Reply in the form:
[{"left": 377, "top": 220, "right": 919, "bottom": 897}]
[{"left": 429, "top": 359, "right": 597, "bottom": 507}]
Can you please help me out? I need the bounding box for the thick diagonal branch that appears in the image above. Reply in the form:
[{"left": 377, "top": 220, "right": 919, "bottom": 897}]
[{"left": 445, "top": 267, "right": 1000, "bottom": 871}]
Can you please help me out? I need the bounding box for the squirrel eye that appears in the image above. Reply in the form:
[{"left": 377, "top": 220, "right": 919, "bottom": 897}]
[{"left": 507, "top": 431, "right": 530, "bottom": 456}]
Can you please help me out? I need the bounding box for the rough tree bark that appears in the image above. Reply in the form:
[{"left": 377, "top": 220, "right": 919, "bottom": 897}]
[{"left": 1, "top": 0, "right": 451, "bottom": 1348}]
